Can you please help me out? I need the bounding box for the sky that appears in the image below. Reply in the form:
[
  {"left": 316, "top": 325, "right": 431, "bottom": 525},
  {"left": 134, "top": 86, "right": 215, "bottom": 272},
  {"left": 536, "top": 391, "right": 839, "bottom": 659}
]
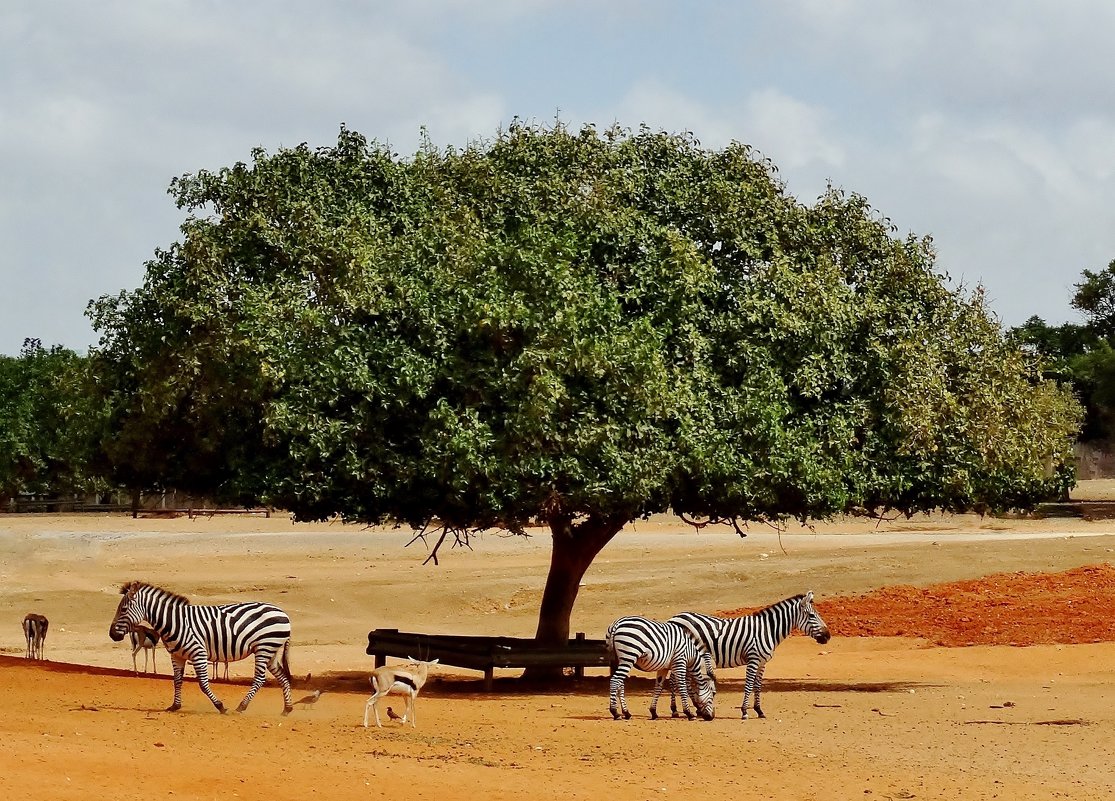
[{"left": 3, "top": 0, "right": 1115, "bottom": 356}]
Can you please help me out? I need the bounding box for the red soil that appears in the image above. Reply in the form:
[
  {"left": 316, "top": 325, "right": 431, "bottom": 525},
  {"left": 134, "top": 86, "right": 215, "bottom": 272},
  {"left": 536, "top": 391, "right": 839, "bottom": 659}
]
[{"left": 808, "top": 564, "right": 1115, "bottom": 647}]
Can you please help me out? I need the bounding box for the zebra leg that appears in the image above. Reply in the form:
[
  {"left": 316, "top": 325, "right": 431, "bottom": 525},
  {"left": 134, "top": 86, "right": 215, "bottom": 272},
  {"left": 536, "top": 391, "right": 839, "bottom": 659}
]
[
  {"left": 267, "top": 647, "right": 295, "bottom": 715},
  {"left": 752, "top": 662, "right": 768, "bottom": 719},
  {"left": 609, "top": 662, "right": 633, "bottom": 720},
  {"left": 741, "top": 659, "right": 759, "bottom": 720},
  {"left": 236, "top": 652, "right": 271, "bottom": 713},
  {"left": 650, "top": 670, "right": 668, "bottom": 719},
  {"left": 668, "top": 671, "right": 681, "bottom": 717},
  {"left": 673, "top": 657, "right": 695, "bottom": 720},
  {"left": 190, "top": 654, "right": 227, "bottom": 713},
  {"left": 168, "top": 655, "right": 187, "bottom": 712}
]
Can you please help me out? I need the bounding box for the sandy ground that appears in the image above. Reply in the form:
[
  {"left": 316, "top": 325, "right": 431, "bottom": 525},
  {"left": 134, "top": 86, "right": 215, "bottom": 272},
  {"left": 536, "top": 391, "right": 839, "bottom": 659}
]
[{"left": 4, "top": 482, "right": 1115, "bottom": 800}]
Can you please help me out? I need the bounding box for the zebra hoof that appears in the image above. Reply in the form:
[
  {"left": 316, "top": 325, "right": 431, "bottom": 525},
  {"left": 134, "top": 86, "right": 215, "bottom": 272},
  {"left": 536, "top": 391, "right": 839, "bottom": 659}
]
[
  {"left": 623, "top": 710, "right": 632, "bottom": 720},
  {"left": 235, "top": 701, "right": 249, "bottom": 713},
  {"left": 684, "top": 710, "right": 695, "bottom": 720},
  {"left": 215, "top": 702, "right": 227, "bottom": 714},
  {"left": 282, "top": 705, "right": 294, "bottom": 716},
  {"left": 650, "top": 708, "right": 658, "bottom": 720},
  {"left": 166, "top": 704, "right": 181, "bottom": 712},
  {"left": 755, "top": 709, "right": 765, "bottom": 719},
  {"left": 611, "top": 710, "right": 621, "bottom": 720}
]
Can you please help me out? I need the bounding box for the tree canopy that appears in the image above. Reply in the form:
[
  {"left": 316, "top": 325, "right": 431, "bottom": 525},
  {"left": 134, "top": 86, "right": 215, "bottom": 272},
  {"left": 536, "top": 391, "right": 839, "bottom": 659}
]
[{"left": 88, "top": 122, "right": 1082, "bottom": 657}]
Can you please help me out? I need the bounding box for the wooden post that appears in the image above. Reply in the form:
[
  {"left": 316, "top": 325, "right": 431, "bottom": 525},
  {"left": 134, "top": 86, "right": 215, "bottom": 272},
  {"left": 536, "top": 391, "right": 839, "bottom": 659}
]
[
  {"left": 574, "top": 632, "right": 586, "bottom": 679},
  {"left": 371, "top": 628, "right": 396, "bottom": 669}
]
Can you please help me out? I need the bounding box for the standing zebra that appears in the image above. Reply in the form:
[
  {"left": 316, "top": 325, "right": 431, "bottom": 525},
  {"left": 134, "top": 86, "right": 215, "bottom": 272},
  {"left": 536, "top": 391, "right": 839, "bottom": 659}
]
[
  {"left": 23, "top": 613, "right": 48, "bottom": 660},
  {"left": 605, "top": 615, "right": 716, "bottom": 721},
  {"left": 108, "top": 581, "right": 294, "bottom": 715},
  {"left": 669, "top": 591, "right": 830, "bottom": 720}
]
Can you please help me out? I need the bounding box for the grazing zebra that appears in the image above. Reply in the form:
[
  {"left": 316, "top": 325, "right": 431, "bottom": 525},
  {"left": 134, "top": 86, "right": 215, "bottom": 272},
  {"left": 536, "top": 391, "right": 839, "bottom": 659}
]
[
  {"left": 669, "top": 591, "right": 830, "bottom": 720},
  {"left": 108, "top": 581, "right": 294, "bottom": 715},
  {"left": 23, "top": 613, "right": 48, "bottom": 660},
  {"left": 605, "top": 615, "right": 716, "bottom": 721}
]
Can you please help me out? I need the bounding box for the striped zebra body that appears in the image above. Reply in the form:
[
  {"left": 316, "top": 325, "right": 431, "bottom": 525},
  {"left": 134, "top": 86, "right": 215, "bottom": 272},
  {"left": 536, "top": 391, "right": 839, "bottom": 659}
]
[
  {"left": 669, "top": 591, "right": 830, "bottom": 719},
  {"left": 605, "top": 615, "right": 716, "bottom": 721},
  {"left": 109, "top": 582, "right": 294, "bottom": 715}
]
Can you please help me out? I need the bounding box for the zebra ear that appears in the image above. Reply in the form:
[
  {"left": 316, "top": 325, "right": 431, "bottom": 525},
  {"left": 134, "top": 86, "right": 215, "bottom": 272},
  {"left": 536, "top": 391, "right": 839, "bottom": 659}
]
[{"left": 805, "top": 591, "right": 814, "bottom": 604}]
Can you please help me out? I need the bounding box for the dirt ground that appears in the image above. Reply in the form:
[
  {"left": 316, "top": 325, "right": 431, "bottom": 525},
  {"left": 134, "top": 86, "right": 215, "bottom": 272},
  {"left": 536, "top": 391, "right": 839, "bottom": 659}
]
[{"left": 5, "top": 483, "right": 1115, "bottom": 800}]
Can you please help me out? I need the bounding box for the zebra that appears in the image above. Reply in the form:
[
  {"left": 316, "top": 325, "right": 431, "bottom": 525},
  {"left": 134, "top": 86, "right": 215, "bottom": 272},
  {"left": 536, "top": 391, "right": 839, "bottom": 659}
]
[
  {"left": 605, "top": 615, "right": 716, "bottom": 721},
  {"left": 668, "top": 591, "right": 830, "bottom": 720},
  {"left": 108, "top": 581, "right": 295, "bottom": 715}
]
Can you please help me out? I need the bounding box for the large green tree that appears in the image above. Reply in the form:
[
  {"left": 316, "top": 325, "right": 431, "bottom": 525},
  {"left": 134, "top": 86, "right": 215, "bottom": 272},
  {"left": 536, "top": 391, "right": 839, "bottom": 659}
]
[{"left": 89, "top": 123, "right": 1081, "bottom": 665}]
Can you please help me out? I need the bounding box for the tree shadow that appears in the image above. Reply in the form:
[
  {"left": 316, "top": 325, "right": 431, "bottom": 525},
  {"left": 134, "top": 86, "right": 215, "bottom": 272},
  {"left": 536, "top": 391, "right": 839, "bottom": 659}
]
[
  {"left": 1034, "top": 500, "right": 1115, "bottom": 520},
  {"left": 759, "top": 677, "right": 936, "bottom": 693},
  {"left": 331, "top": 673, "right": 937, "bottom": 699}
]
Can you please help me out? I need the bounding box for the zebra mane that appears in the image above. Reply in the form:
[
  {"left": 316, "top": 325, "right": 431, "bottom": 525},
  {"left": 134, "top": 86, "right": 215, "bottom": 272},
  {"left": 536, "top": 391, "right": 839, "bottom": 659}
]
[
  {"left": 120, "top": 581, "right": 191, "bottom": 605},
  {"left": 752, "top": 593, "right": 806, "bottom": 619}
]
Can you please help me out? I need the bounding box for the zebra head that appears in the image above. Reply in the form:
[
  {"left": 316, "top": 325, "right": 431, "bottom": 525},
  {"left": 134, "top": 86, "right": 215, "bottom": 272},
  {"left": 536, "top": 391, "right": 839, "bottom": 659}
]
[
  {"left": 795, "top": 591, "right": 831, "bottom": 644},
  {"left": 692, "top": 649, "right": 717, "bottom": 721},
  {"left": 109, "top": 582, "right": 147, "bottom": 642}
]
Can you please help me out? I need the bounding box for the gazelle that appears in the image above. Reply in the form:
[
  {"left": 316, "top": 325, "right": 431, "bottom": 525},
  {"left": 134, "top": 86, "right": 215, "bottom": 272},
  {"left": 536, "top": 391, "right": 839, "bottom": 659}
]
[
  {"left": 128, "top": 623, "right": 161, "bottom": 675},
  {"left": 363, "top": 658, "right": 438, "bottom": 728},
  {"left": 23, "top": 613, "right": 48, "bottom": 660}
]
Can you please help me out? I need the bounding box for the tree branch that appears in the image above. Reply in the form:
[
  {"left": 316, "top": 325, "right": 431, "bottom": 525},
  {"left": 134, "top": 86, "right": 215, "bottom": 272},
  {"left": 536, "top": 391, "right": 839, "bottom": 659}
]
[
  {"left": 678, "top": 512, "right": 750, "bottom": 538},
  {"left": 406, "top": 520, "right": 475, "bottom": 566}
]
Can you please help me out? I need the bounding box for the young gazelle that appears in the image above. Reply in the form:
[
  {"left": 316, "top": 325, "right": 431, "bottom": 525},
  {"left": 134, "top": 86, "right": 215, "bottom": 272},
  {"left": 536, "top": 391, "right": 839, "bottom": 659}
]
[
  {"left": 209, "top": 658, "right": 230, "bottom": 681},
  {"left": 363, "top": 658, "right": 439, "bottom": 728},
  {"left": 128, "top": 623, "right": 161, "bottom": 675},
  {"left": 23, "top": 613, "right": 48, "bottom": 660}
]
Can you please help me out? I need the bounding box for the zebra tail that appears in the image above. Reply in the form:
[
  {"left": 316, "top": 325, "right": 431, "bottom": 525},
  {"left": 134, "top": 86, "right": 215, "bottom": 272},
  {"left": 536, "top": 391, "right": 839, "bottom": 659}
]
[
  {"left": 604, "top": 629, "right": 618, "bottom": 676},
  {"left": 280, "top": 639, "right": 292, "bottom": 679}
]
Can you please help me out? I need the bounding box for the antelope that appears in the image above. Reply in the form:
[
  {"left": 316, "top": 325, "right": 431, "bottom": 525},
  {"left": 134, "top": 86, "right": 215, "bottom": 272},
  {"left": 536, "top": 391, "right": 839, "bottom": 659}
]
[
  {"left": 209, "top": 658, "right": 230, "bottom": 681},
  {"left": 363, "top": 658, "right": 439, "bottom": 728},
  {"left": 23, "top": 613, "right": 48, "bottom": 660},
  {"left": 128, "top": 623, "right": 161, "bottom": 675}
]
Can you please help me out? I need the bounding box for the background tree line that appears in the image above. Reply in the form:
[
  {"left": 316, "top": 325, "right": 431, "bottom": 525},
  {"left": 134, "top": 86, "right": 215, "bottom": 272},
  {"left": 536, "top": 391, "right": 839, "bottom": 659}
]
[
  {"left": 0, "top": 339, "right": 103, "bottom": 506},
  {"left": 1007, "top": 260, "right": 1115, "bottom": 445}
]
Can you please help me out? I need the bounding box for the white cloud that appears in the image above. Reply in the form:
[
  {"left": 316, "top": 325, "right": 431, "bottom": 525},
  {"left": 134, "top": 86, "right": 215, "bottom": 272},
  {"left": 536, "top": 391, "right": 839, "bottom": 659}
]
[
  {"left": 612, "top": 81, "right": 844, "bottom": 176},
  {"left": 779, "top": 0, "right": 1115, "bottom": 116},
  {"left": 3, "top": 0, "right": 1115, "bottom": 351},
  {"left": 744, "top": 88, "right": 845, "bottom": 170}
]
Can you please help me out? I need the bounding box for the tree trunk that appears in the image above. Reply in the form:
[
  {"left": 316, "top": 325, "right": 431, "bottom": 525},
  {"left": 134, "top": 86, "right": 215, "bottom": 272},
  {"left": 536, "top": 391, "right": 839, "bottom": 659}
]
[{"left": 521, "top": 512, "right": 626, "bottom": 681}]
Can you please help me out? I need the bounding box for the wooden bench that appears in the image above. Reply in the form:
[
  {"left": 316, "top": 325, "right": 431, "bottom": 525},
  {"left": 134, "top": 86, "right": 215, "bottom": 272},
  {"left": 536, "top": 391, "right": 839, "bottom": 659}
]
[{"left": 366, "top": 628, "right": 611, "bottom": 691}]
